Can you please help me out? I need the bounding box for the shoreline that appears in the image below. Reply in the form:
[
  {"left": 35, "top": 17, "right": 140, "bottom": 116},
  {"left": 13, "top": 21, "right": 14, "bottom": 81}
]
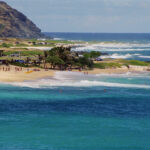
[
  {"left": 0, "top": 65, "right": 149, "bottom": 83},
  {"left": 0, "top": 65, "right": 54, "bottom": 82},
  {"left": 86, "top": 65, "right": 150, "bottom": 75}
]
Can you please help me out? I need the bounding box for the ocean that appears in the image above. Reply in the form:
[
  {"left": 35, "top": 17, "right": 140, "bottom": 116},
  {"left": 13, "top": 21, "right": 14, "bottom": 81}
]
[
  {"left": 45, "top": 32, "right": 150, "bottom": 61},
  {"left": 1, "top": 33, "right": 150, "bottom": 150}
]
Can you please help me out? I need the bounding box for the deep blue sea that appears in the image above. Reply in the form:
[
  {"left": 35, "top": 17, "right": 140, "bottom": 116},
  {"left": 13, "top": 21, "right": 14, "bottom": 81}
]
[
  {"left": 1, "top": 33, "right": 150, "bottom": 150},
  {"left": 45, "top": 32, "right": 150, "bottom": 42}
]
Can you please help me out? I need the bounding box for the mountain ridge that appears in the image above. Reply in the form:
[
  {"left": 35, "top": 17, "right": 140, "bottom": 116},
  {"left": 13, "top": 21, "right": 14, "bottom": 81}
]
[{"left": 0, "top": 1, "right": 44, "bottom": 38}]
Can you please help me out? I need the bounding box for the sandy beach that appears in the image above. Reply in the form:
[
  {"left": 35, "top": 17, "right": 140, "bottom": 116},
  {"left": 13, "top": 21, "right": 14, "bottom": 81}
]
[
  {"left": 0, "top": 65, "right": 54, "bottom": 82},
  {"left": 87, "top": 65, "right": 150, "bottom": 74},
  {"left": 0, "top": 65, "right": 149, "bottom": 82}
]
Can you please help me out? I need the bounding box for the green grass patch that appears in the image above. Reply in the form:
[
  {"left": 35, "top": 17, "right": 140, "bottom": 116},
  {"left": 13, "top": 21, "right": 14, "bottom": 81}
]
[
  {"left": 4, "top": 50, "right": 44, "bottom": 57},
  {"left": 121, "top": 60, "right": 150, "bottom": 66},
  {"left": 20, "top": 51, "right": 43, "bottom": 56},
  {"left": 11, "top": 62, "right": 28, "bottom": 67},
  {"left": 94, "top": 62, "right": 122, "bottom": 69},
  {"left": 15, "top": 43, "right": 28, "bottom": 47},
  {"left": 0, "top": 43, "right": 13, "bottom": 48}
]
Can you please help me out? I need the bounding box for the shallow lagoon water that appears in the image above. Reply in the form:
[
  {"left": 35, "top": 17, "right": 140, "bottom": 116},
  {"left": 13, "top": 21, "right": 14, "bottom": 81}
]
[{"left": 0, "top": 72, "right": 150, "bottom": 150}]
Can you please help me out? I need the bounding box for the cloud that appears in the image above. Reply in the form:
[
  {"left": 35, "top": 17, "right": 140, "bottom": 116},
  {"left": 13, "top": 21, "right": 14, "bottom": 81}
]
[{"left": 4, "top": 0, "right": 150, "bottom": 32}]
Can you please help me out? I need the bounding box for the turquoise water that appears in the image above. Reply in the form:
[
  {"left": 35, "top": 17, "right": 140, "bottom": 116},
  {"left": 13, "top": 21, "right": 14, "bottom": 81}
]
[
  {"left": 1, "top": 33, "right": 150, "bottom": 149},
  {"left": 0, "top": 72, "right": 150, "bottom": 150}
]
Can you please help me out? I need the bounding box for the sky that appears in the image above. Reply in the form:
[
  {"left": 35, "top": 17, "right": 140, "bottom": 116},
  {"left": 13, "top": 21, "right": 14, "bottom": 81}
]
[{"left": 4, "top": 0, "right": 150, "bottom": 33}]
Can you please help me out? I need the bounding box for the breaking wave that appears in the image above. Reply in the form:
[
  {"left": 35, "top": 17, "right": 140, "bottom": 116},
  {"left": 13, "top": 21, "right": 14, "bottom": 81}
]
[
  {"left": 5, "top": 72, "right": 150, "bottom": 89},
  {"left": 7, "top": 79, "right": 150, "bottom": 89},
  {"left": 100, "top": 53, "right": 132, "bottom": 59},
  {"left": 99, "top": 53, "right": 144, "bottom": 59},
  {"left": 139, "top": 55, "right": 150, "bottom": 59},
  {"left": 72, "top": 42, "right": 150, "bottom": 52}
]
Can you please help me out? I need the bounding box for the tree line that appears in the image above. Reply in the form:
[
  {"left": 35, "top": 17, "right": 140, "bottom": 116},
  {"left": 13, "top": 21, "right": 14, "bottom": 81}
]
[{"left": 46, "top": 47, "right": 101, "bottom": 70}]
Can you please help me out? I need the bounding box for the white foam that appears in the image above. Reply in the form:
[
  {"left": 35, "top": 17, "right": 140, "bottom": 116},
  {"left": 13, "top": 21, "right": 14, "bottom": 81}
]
[
  {"left": 139, "top": 55, "right": 150, "bottom": 59},
  {"left": 72, "top": 42, "right": 150, "bottom": 52},
  {"left": 53, "top": 38, "right": 64, "bottom": 40},
  {"left": 5, "top": 71, "right": 150, "bottom": 89},
  {"left": 100, "top": 53, "right": 133, "bottom": 59},
  {"left": 7, "top": 79, "right": 150, "bottom": 89}
]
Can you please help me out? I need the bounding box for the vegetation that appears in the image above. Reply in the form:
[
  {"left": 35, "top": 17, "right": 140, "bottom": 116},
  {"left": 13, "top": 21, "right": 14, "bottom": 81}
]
[
  {"left": 46, "top": 47, "right": 75, "bottom": 69},
  {"left": 0, "top": 43, "right": 13, "bottom": 48},
  {"left": 0, "top": 38, "right": 149, "bottom": 71},
  {"left": 45, "top": 47, "right": 99, "bottom": 70},
  {"left": 94, "top": 62, "right": 122, "bottom": 69},
  {"left": 121, "top": 60, "right": 150, "bottom": 66},
  {"left": 47, "top": 56, "right": 65, "bottom": 69},
  {"left": 11, "top": 62, "right": 28, "bottom": 67},
  {"left": 3, "top": 50, "right": 43, "bottom": 57},
  {"left": 15, "top": 43, "right": 28, "bottom": 47}
]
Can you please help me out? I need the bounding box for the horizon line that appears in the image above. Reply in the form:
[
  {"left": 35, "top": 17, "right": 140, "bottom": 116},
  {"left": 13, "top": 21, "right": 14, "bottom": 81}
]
[{"left": 43, "top": 32, "right": 150, "bottom": 34}]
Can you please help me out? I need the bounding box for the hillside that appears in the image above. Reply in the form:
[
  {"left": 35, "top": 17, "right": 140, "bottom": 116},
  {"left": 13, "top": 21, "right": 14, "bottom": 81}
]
[{"left": 0, "top": 1, "right": 44, "bottom": 38}]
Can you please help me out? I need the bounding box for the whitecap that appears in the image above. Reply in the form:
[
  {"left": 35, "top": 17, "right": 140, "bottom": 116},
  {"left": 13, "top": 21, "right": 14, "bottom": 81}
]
[
  {"left": 7, "top": 79, "right": 150, "bottom": 89},
  {"left": 100, "top": 53, "right": 132, "bottom": 59},
  {"left": 5, "top": 71, "right": 150, "bottom": 89},
  {"left": 139, "top": 55, "right": 150, "bottom": 59},
  {"left": 72, "top": 42, "right": 150, "bottom": 52}
]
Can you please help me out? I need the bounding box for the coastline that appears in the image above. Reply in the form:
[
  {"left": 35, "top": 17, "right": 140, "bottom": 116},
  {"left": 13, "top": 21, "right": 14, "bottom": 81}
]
[
  {"left": 0, "top": 65, "right": 149, "bottom": 83},
  {"left": 0, "top": 65, "right": 54, "bottom": 82},
  {"left": 87, "top": 65, "right": 150, "bottom": 74}
]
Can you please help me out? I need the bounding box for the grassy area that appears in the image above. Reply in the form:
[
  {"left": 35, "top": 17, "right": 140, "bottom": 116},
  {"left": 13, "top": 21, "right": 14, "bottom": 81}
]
[
  {"left": 20, "top": 51, "right": 43, "bottom": 56},
  {"left": 93, "top": 60, "right": 150, "bottom": 69},
  {"left": 94, "top": 62, "right": 122, "bottom": 69},
  {"left": 121, "top": 60, "right": 150, "bottom": 66},
  {"left": 3, "top": 50, "right": 44, "bottom": 57},
  {"left": 29, "top": 39, "right": 84, "bottom": 44},
  {"left": 11, "top": 62, "right": 28, "bottom": 67},
  {"left": 15, "top": 43, "right": 29, "bottom": 47},
  {"left": 0, "top": 43, "right": 13, "bottom": 48}
]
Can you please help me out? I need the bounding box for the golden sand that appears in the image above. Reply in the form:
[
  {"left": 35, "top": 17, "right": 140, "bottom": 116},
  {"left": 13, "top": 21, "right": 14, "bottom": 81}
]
[
  {"left": 0, "top": 65, "right": 149, "bottom": 82},
  {"left": 0, "top": 65, "right": 54, "bottom": 82},
  {"left": 75, "top": 66, "right": 150, "bottom": 75}
]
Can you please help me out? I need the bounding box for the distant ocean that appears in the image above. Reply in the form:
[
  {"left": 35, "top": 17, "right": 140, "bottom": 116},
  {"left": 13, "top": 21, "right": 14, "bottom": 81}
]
[
  {"left": 45, "top": 32, "right": 150, "bottom": 61},
  {"left": 1, "top": 33, "right": 150, "bottom": 150}
]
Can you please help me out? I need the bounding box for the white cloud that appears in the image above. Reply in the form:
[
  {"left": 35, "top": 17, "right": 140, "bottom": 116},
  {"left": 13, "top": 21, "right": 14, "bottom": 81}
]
[{"left": 4, "top": 0, "right": 150, "bottom": 32}]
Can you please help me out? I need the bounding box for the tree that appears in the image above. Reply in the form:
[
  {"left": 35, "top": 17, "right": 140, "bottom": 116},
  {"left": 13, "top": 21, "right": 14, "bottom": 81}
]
[
  {"left": 44, "top": 51, "right": 48, "bottom": 68},
  {"left": 46, "top": 56, "right": 64, "bottom": 69},
  {"left": 79, "top": 56, "right": 93, "bottom": 69},
  {"left": 38, "top": 54, "right": 43, "bottom": 66},
  {"left": 83, "top": 53, "right": 91, "bottom": 59},
  {"left": 90, "top": 51, "right": 101, "bottom": 59},
  {"left": 48, "top": 47, "right": 73, "bottom": 69}
]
